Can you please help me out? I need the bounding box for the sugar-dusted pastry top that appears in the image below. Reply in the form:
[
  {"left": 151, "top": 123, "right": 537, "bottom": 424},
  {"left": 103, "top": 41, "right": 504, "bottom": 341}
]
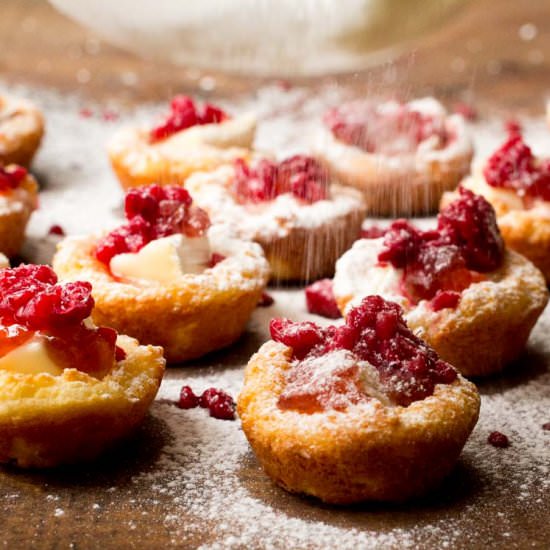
[
  {"left": 186, "top": 155, "right": 365, "bottom": 240},
  {"left": 320, "top": 97, "right": 471, "bottom": 166}
]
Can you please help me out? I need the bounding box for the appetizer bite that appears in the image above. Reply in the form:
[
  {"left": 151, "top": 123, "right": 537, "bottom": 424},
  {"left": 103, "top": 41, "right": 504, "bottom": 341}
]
[
  {"left": 443, "top": 130, "right": 550, "bottom": 282},
  {"left": 0, "top": 95, "right": 44, "bottom": 167},
  {"left": 53, "top": 185, "right": 269, "bottom": 363},
  {"left": 317, "top": 97, "right": 473, "bottom": 216},
  {"left": 334, "top": 188, "right": 549, "bottom": 376},
  {"left": 238, "top": 295, "right": 480, "bottom": 504},
  {"left": 185, "top": 155, "right": 366, "bottom": 281},
  {"left": 0, "top": 164, "right": 38, "bottom": 257},
  {"left": 0, "top": 264, "right": 164, "bottom": 468},
  {"left": 108, "top": 95, "right": 256, "bottom": 190}
]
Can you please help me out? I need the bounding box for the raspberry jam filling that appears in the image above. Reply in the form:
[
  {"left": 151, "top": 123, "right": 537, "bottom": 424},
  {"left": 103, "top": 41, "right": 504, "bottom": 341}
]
[
  {"left": 149, "top": 95, "right": 228, "bottom": 143},
  {"left": 233, "top": 155, "right": 329, "bottom": 204},
  {"left": 271, "top": 295, "right": 457, "bottom": 411},
  {"left": 0, "top": 264, "right": 124, "bottom": 377},
  {"left": 378, "top": 188, "right": 504, "bottom": 308},
  {"left": 323, "top": 102, "right": 449, "bottom": 155},
  {"left": 0, "top": 165, "right": 27, "bottom": 192},
  {"left": 483, "top": 132, "right": 550, "bottom": 202},
  {"left": 95, "top": 184, "right": 211, "bottom": 266}
]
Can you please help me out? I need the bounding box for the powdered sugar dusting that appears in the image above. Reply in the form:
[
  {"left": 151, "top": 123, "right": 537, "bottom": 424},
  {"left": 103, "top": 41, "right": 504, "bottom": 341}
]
[{"left": 0, "top": 81, "right": 548, "bottom": 547}]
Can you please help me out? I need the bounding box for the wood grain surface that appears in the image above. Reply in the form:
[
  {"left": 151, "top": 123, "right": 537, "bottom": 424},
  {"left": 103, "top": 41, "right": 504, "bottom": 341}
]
[{"left": 0, "top": 1, "right": 549, "bottom": 549}]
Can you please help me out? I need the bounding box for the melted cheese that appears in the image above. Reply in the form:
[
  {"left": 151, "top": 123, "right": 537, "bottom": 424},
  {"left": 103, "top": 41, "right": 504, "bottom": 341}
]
[
  {"left": 110, "top": 234, "right": 210, "bottom": 284},
  {"left": 0, "top": 339, "right": 63, "bottom": 376}
]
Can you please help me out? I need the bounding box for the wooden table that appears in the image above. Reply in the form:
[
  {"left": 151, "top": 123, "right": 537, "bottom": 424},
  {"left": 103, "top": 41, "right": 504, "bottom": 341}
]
[{"left": 0, "top": 1, "right": 549, "bottom": 548}]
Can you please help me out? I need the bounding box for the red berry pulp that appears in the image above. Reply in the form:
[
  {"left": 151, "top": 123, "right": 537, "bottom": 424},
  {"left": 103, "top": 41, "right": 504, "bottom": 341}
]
[
  {"left": 272, "top": 295, "right": 457, "bottom": 410},
  {"left": 178, "top": 385, "right": 199, "bottom": 409},
  {"left": 324, "top": 101, "right": 449, "bottom": 155},
  {"left": 48, "top": 224, "right": 65, "bottom": 236},
  {"left": 0, "top": 264, "right": 123, "bottom": 377},
  {"left": 233, "top": 155, "right": 329, "bottom": 204},
  {"left": 0, "top": 165, "right": 27, "bottom": 192},
  {"left": 257, "top": 292, "right": 274, "bottom": 307},
  {"left": 488, "top": 431, "right": 510, "bottom": 448},
  {"left": 305, "top": 279, "right": 341, "bottom": 319},
  {"left": 149, "top": 95, "right": 228, "bottom": 142},
  {"left": 199, "top": 387, "right": 236, "bottom": 420},
  {"left": 483, "top": 132, "right": 550, "bottom": 201},
  {"left": 360, "top": 225, "right": 388, "bottom": 239},
  {"left": 377, "top": 188, "right": 503, "bottom": 307},
  {"left": 95, "top": 184, "right": 211, "bottom": 266}
]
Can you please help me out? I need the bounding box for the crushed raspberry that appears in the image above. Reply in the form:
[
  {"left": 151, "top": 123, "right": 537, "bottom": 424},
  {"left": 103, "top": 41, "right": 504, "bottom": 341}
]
[
  {"left": 504, "top": 119, "right": 522, "bottom": 136},
  {"left": 95, "top": 184, "right": 210, "bottom": 266},
  {"left": 431, "top": 290, "right": 461, "bottom": 311},
  {"left": 48, "top": 224, "right": 65, "bottom": 236},
  {"left": 377, "top": 189, "right": 503, "bottom": 304},
  {"left": 483, "top": 132, "right": 550, "bottom": 201},
  {"left": 198, "top": 388, "right": 235, "bottom": 420},
  {"left": 149, "top": 95, "right": 228, "bottom": 142},
  {"left": 542, "top": 422, "right": 550, "bottom": 431},
  {"left": 233, "top": 155, "right": 329, "bottom": 205},
  {"left": 0, "top": 165, "right": 27, "bottom": 191},
  {"left": 208, "top": 253, "right": 226, "bottom": 268},
  {"left": 323, "top": 101, "right": 449, "bottom": 155},
  {"left": 0, "top": 265, "right": 120, "bottom": 376},
  {"left": 257, "top": 292, "right": 274, "bottom": 307},
  {"left": 360, "top": 225, "right": 388, "bottom": 239},
  {"left": 178, "top": 386, "right": 199, "bottom": 409},
  {"left": 272, "top": 295, "right": 457, "bottom": 408},
  {"left": 305, "top": 279, "right": 341, "bottom": 319},
  {"left": 114, "top": 345, "right": 126, "bottom": 361},
  {"left": 79, "top": 108, "right": 93, "bottom": 118},
  {"left": 488, "top": 431, "right": 510, "bottom": 448},
  {"left": 102, "top": 109, "right": 119, "bottom": 122},
  {"left": 438, "top": 187, "right": 504, "bottom": 272}
]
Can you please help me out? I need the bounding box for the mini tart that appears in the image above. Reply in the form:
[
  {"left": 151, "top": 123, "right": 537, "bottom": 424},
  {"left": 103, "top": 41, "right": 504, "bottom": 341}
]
[
  {"left": 0, "top": 166, "right": 39, "bottom": 257},
  {"left": 334, "top": 241, "right": 548, "bottom": 377},
  {"left": 108, "top": 106, "right": 256, "bottom": 190},
  {"left": 186, "top": 161, "right": 366, "bottom": 282},
  {"left": 0, "top": 335, "right": 164, "bottom": 468},
  {"left": 53, "top": 226, "right": 270, "bottom": 363},
  {"left": 238, "top": 306, "right": 480, "bottom": 504},
  {"left": 317, "top": 97, "right": 473, "bottom": 216},
  {"left": 0, "top": 95, "right": 44, "bottom": 167}
]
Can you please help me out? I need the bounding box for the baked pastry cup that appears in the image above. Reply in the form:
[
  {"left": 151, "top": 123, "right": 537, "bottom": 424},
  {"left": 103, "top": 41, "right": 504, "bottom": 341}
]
[
  {"left": 334, "top": 190, "right": 549, "bottom": 377},
  {"left": 186, "top": 156, "right": 366, "bottom": 282},
  {"left": 0, "top": 95, "right": 44, "bottom": 167},
  {"left": 442, "top": 132, "right": 550, "bottom": 282},
  {"left": 0, "top": 165, "right": 39, "bottom": 257},
  {"left": 0, "top": 264, "right": 165, "bottom": 468},
  {"left": 108, "top": 95, "right": 256, "bottom": 190},
  {"left": 238, "top": 296, "right": 480, "bottom": 504},
  {"left": 53, "top": 186, "right": 269, "bottom": 363},
  {"left": 317, "top": 97, "right": 473, "bottom": 216}
]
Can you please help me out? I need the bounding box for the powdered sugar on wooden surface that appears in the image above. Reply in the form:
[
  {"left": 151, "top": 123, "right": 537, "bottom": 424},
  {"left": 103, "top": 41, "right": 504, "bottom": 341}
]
[{"left": 0, "top": 80, "right": 548, "bottom": 548}]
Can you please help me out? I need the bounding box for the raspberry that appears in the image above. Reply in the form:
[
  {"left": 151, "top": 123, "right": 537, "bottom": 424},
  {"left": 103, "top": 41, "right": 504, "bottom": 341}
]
[
  {"left": 149, "top": 96, "right": 228, "bottom": 142},
  {"left": 0, "top": 165, "right": 27, "bottom": 191},
  {"left": 542, "top": 422, "right": 550, "bottom": 431},
  {"left": 198, "top": 388, "right": 235, "bottom": 420},
  {"left": 48, "top": 224, "right": 65, "bottom": 236},
  {"left": 431, "top": 290, "right": 461, "bottom": 311},
  {"left": 257, "top": 292, "right": 274, "bottom": 307},
  {"left": 0, "top": 265, "right": 121, "bottom": 376},
  {"left": 208, "top": 253, "right": 226, "bottom": 268},
  {"left": 438, "top": 187, "right": 504, "bottom": 272},
  {"left": 271, "top": 295, "right": 457, "bottom": 408},
  {"left": 233, "top": 155, "right": 328, "bottom": 205},
  {"left": 95, "top": 185, "right": 210, "bottom": 266},
  {"left": 178, "top": 386, "right": 199, "bottom": 409},
  {"left": 488, "top": 431, "right": 510, "bottom": 448},
  {"left": 360, "top": 225, "right": 387, "bottom": 239},
  {"left": 483, "top": 132, "right": 550, "bottom": 201},
  {"left": 453, "top": 102, "right": 478, "bottom": 121},
  {"left": 305, "top": 279, "right": 341, "bottom": 319}
]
